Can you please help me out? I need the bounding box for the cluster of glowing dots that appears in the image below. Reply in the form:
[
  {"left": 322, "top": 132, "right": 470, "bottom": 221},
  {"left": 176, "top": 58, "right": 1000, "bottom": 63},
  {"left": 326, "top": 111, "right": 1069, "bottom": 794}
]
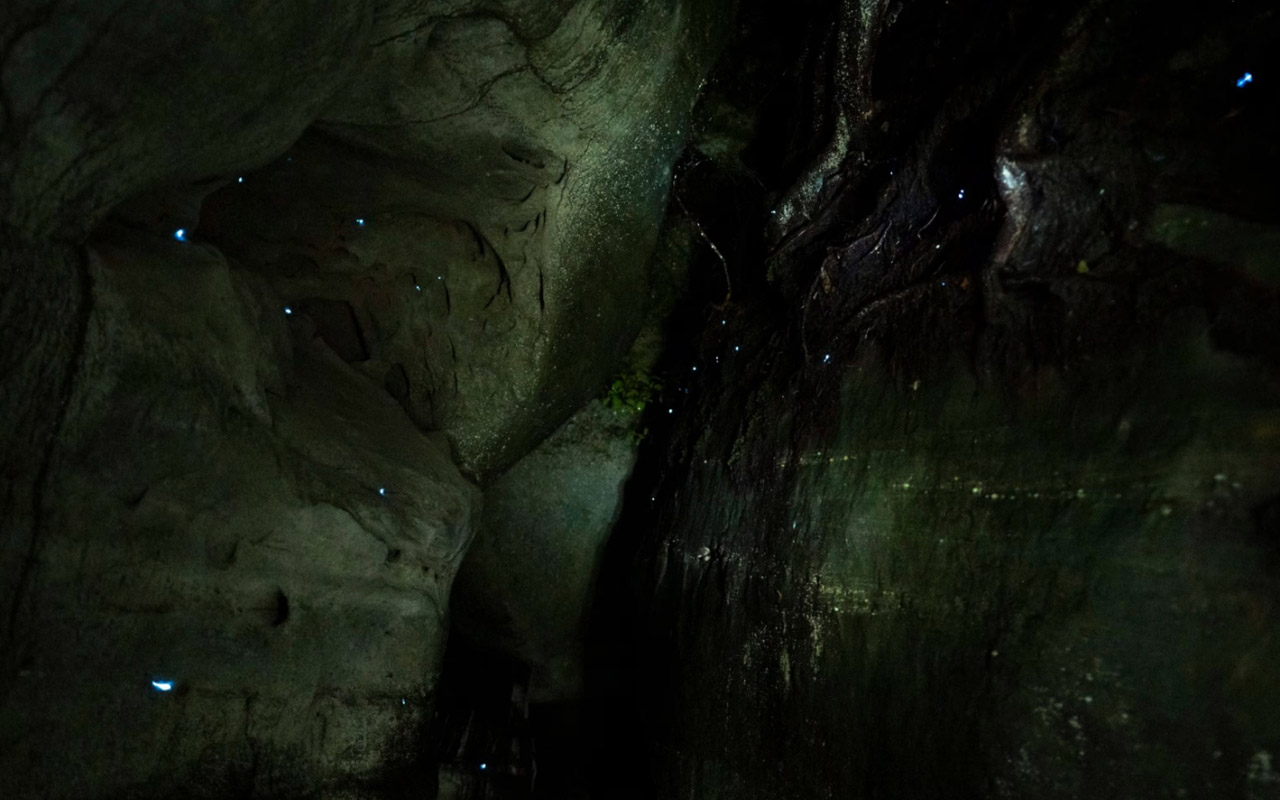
[{"left": 1237, "top": 72, "right": 1253, "bottom": 88}]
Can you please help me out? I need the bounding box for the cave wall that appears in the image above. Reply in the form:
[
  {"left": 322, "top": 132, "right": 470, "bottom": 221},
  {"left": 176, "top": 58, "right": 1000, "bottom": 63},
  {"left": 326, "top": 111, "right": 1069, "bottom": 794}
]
[
  {"left": 618, "top": 1, "right": 1280, "bottom": 798},
  {"left": 0, "top": 1, "right": 728, "bottom": 796},
  {"left": 3, "top": 0, "right": 1279, "bottom": 797}
]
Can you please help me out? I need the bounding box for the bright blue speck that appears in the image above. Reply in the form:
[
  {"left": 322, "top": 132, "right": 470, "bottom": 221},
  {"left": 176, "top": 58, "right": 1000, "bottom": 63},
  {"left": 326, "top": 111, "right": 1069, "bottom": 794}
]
[
  {"left": 378, "top": 487, "right": 386, "bottom": 496},
  {"left": 415, "top": 285, "right": 422, "bottom": 292},
  {"left": 173, "top": 229, "right": 186, "bottom": 242},
  {"left": 823, "top": 354, "right": 831, "bottom": 363},
  {"left": 356, "top": 218, "right": 366, "bottom": 226},
  {"left": 401, "top": 698, "right": 406, "bottom": 705},
  {"left": 1237, "top": 72, "right": 1254, "bottom": 88},
  {"left": 151, "top": 680, "right": 173, "bottom": 692},
  {"left": 237, "top": 177, "right": 244, "bottom": 184},
  {"left": 284, "top": 307, "right": 293, "bottom": 315},
  {"left": 957, "top": 189, "right": 966, "bottom": 199},
  {"left": 480, "top": 763, "right": 487, "bottom": 771}
]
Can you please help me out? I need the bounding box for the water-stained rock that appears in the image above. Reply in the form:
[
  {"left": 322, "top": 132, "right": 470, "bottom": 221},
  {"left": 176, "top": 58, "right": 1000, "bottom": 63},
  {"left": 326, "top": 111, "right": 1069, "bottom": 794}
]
[{"left": 615, "top": 1, "right": 1280, "bottom": 798}]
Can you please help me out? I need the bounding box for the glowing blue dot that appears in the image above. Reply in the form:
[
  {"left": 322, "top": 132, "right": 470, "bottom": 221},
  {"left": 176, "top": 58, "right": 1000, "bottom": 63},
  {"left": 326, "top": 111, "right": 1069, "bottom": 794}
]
[
  {"left": 173, "top": 228, "right": 187, "bottom": 242},
  {"left": 721, "top": 320, "right": 726, "bottom": 325},
  {"left": 1237, "top": 72, "right": 1254, "bottom": 88},
  {"left": 823, "top": 354, "right": 831, "bottom": 363},
  {"left": 356, "top": 218, "right": 366, "bottom": 226},
  {"left": 668, "top": 408, "right": 673, "bottom": 414},
  {"left": 415, "top": 285, "right": 422, "bottom": 292},
  {"left": 378, "top": 487, "right": 386, "bottom": 496},
  {"left": 480, "top": 763, "right": 487, "bottom": 771},
  {"left": 151, "top": 680, "right": 173, "bottom": 692},
  {"left": 237, "top": 177, "right": 244, "bottom": 184},
  {"left": 284, "top": 306, "right": 293, "bottom": 315},
  {"left": 957, "top": 189, "right": 966, "bottom": 199},
  {"left": 692, "top": 366, "right": 698, "bottom": 371},
  {"left": 401, "top": 698, "right": 406, "bottom": 705}
]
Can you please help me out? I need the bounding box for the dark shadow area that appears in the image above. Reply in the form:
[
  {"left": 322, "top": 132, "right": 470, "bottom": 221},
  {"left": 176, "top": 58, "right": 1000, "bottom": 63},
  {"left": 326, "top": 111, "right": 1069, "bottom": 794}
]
[{"left": 426, "top": 638, "right": 535, "bottom": 800}]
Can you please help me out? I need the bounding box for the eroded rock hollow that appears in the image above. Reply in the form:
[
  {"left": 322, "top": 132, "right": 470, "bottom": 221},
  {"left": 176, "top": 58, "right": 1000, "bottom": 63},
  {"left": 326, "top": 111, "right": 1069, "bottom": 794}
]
[{"left": 2, "top": 0, "right": 1278, "bottom": 798}]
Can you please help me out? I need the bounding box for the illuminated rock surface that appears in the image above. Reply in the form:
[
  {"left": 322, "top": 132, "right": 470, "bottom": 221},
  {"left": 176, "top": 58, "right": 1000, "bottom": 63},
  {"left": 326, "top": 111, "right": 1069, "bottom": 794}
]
[{"left": 0, "top": 0, "right": 723, "bottom": 796}]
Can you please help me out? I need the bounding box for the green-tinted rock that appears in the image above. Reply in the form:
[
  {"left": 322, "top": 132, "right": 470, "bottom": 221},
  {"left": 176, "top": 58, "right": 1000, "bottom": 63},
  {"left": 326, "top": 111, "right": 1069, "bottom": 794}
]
[
  {"left": 638, "top": 333, "right": 1280, "bottom": 800},
  {"left": 1146, "top": 204, "right": 1280, "bottom": 287},
  {"left": 194, "top": 0, "right": 731, "bottom": 478},
  {"left": 0, "top": 226, "right": 478, "bottom": 798},
  {"left": 453, "top": 399, "right": 641, "bottom": 702}
]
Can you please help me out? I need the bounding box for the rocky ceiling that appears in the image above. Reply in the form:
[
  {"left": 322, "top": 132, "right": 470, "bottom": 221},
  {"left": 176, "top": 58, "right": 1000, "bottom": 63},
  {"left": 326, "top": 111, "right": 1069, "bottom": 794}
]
[{"left": 2, "top": 0, "right": 1279, "bottom": 799}]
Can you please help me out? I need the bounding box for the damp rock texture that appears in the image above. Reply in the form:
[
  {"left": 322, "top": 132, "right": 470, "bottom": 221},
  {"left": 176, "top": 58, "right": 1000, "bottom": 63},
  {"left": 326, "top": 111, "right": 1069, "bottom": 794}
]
[
  {"left": 0, "top": 0, "right": 727, "bottom": 797},
  {"left": 617, "top": 1, "right": 1280, "bottom": 799}
]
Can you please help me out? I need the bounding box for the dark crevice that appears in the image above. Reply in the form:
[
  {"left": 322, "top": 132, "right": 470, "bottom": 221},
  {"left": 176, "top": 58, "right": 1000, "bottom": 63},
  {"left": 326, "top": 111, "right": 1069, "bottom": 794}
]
[{"left": 270, "top": 589, "right": 290, "bottom": 627}]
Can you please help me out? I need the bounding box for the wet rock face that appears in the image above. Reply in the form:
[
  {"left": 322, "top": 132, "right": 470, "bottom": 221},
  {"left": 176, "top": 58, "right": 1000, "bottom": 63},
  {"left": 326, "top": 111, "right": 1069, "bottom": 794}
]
[
  {"left": 4, "top": 0, "right": 1278, "bottom": 797},
  {"left": 0, "top": 0, "right": 727, "bottom": 796},
  {"left": 637, "top": 349, "right": 1280, "bottom": 800},
  {"left": 619, "top": 1, "right": 1280, "bottom": 798}
]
